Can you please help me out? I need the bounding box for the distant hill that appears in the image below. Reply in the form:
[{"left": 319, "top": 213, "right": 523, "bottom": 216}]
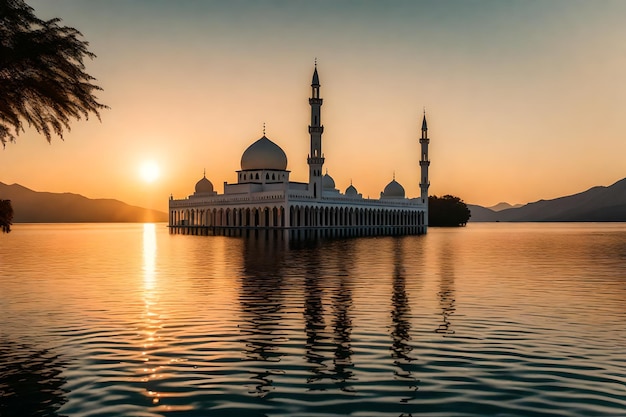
[
  {"left": 487, "top": 202, "right": 524, "bottom": 212},
  {"left": 467, "top": 204, "right": 498, "bottom": 222},
  {"left": 0, "top": 182, "right": 167, "bottom": 223},
  {"left": 468, "top": 178, "right": 626, "bottom": 222}
]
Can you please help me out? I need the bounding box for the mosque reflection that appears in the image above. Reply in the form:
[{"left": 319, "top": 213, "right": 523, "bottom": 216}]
[
  {"left": 435, "top": 237, "right": 456, "bottom": 335},
  {"left": 236, "top": 234, "right": 430, "bottom": 397},
  {"left": 391, "top": 238, "right": 413, "bottom": 362},
  {"left": 304, "top": 239, "right": 355, "bottom": 391},
  {"left": 238, "top": 236, "right": 287, "bottom": 397},
  {"left": 329, "top": 241, "right": 355, "bottom": 391},
  {"left": 390, "top": 238, "right": 420, "bottom": 401}
]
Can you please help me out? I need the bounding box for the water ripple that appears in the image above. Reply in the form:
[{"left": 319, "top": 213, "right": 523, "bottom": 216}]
[{"left": 1, "top": 224, "right": 625, "bottom": 416}]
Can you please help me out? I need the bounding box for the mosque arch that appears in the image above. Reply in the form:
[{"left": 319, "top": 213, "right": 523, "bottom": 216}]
[
  {"left": 251, "top": 207, "right": 257, "bottom": 227},
  {"left": 263, "top": 206, "right": 270, "bottom": 227}
]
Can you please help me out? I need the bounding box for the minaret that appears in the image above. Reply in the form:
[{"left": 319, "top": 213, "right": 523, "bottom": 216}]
[
  {"left": 419, "top": 112, "right": 430, "bottom": 204},
  {"left": 308, "top": 63, "right": 325, "bottom": 199}
]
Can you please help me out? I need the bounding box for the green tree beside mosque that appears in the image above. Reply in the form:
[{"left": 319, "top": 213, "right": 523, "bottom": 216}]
[{"left": 428, "top": 195, "right": 471, "bottom": 227}]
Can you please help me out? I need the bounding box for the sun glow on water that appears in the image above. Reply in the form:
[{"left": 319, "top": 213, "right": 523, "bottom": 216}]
[{"left": 142, "top": 223, "right": 157, "bottom": 289}]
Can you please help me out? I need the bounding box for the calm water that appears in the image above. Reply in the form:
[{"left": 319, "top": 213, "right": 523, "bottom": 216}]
[{"left": 0, "top": 223, "right": 625, "bottom": 417}]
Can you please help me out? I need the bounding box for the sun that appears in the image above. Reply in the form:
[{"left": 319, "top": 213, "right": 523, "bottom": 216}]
[{"left": 139, "top": 161, "right": 160, "bottom": 183}]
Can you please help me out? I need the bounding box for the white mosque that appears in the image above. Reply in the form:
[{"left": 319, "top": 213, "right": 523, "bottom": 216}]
[{"left": 169, "top": 65, "right": 430, "bottom": 237}]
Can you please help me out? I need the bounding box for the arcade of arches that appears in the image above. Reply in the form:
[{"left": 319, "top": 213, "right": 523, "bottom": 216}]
[{"left": 170, "top": 204, "right": 426, "bottom": 230}]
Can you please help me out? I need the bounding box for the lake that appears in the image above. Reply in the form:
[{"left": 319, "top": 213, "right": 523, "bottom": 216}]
[{"left": 0, "top": 223, "right": 624, "bottom": 416}]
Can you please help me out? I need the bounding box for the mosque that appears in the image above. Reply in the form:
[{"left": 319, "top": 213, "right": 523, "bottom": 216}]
[{"left": 169, "top": 65, "right": 430, "bottom": 237}]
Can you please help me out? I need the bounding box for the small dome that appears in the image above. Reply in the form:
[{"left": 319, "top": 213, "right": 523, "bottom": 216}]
[
  {"left": 195, "top": 175, "right": 214, "bottom": 194},
  {"left": 382, "top": 179, "right": 405, "bottom": 198},
  {"left": 322, "top": 173, "right": 335, "bottom": 189},
  {"left": 345, "top": 184, "right": 358, "bottom": 196},
  {"left": 240, "top": 136, "right": 288, "bottom": 171}
]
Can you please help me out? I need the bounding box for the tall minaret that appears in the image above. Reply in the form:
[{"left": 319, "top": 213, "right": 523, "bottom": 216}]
[
  {"left": 419, "top": 112, "right": 430, "bottom": 204},
  {"left": 308, "top": 63, "right": 325, "bottom": 199}
]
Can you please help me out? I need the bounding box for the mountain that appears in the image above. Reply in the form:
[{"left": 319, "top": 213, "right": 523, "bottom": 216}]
[
  {"left": 468, "top": 178, "right": 626, "bottom": 222},
  {"left": 487, "top": 202, "right": 524, "bottom": 211},
  {"left": 467, "top": 204, "right": 498, "bottom": 222},
  {"left": 0, "top": 182, "right": 167, "bottom": 223}
]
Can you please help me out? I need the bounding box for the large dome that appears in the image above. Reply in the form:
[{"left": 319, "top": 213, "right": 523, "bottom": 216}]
[
  {"left": 195, "top": 175, "right": 214, "bottom": 194},
  {"left": 240, "top": 136, "right": 288, "bottom": 171},
  {"left": 322, "top": 173, "right": 335, "bottom": 189},
  {"left": 382, "top": 179, "right": 405, "bottom": 198}
]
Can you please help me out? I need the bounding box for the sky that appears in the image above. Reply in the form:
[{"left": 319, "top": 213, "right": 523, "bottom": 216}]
[{"left": 2, "top": 0, "right": 626, "bottom": 212}]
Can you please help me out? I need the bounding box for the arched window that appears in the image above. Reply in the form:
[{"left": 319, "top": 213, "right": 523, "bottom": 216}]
[
  {"left": 266, "top": 173, "right": 269, "bottom": 180},
  {"left": 255, "top": 173, "right": 259, "bottom": 180}
]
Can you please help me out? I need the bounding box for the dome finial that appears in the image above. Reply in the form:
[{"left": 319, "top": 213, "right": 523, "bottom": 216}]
[
  {"left": 393, "top": 170, "right": 396, "bottom": 180},
  {"left": 203, "top": 168, "right": 206, "bottom": 178},
  {"left": 315, "top": 57, "right": 317, "bottom": 69},
  {"left": 263, "top": 122, "right": 266, "bottom": 136}
]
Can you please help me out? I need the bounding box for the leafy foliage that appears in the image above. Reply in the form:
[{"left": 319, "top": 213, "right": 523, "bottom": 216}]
[
  {"left": 429, "top": 195, "right": 471, "bottom": 227},
  {"left": 1, "top": 199, "right": 13, "bottom": 233},
  {"left": 0, "top": 0, "right": 107, "bottom": 146}
]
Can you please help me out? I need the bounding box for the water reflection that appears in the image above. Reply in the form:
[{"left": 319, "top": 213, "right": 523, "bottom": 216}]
[
  {"left": 239, "top": 237, "right": 286, "bottom": 397},
  {"left": 329, "top": 241, "right": 355, "bottom": 392},
  {"left": 389, "top": 238, "right": 420, "bottom": 404},
  {"left": 0, "top": 342, "right": 68, "bottom": 416},
  {"left": 390, "top": 238, "right": 413, "bottom": 362},
  {"left": 3, "top": 224, "right": 626, "bottom": 416},
  {"left": 140, "top": 223, "right": 163, "bottom": 406},
  {"left": 303, "top": 243, "right": 328, "bottom": 384},
  {"left": 143, "top": 223, "right": 157, "bottom": 290},
  {"left": 435, "top": 237, "right": 456, "bottom": 335},
  {"left": 301, "top": 240, "right": 356, "bottom": 391}
]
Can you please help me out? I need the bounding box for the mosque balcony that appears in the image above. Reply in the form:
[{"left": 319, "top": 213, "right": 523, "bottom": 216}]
[
  {"left": 309, "top": 97, "right": 323, "bottom": 105},
  {"left": 307, "top": 156, "right": 325, "bottom": 165},
  {"left": 169, "top": 191, "right": 290, "bottom": 208},
  {"left": 308, "top": 125, "right": 324, "bottom": 134},
  {"left": 314, "top": 196, "right": 426, "bottom": 209},
  {"left": 419, "top": 160, "right": 430, "bottom": 166}
]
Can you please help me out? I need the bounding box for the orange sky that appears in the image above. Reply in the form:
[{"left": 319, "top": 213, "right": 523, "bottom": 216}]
[{"left": 2, "top": 1, "right": 625, "bottom": 213}]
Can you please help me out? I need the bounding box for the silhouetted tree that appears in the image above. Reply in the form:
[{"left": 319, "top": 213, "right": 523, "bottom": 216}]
[
  {"left": 429, "top": 195, "right": 471, "bottom": 227},
  {"left": 1, "top": 199, "right": 13, "bottom": 232},
  {"left": 0, "top": 0, "right": 107, "bottom": 146}
]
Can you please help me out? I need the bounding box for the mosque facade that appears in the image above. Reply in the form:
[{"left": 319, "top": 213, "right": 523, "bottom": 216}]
[{"left": 168, "top": 66, "right": 430, "bottom": 236}]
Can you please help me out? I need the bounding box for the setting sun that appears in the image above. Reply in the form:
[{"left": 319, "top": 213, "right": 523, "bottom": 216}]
[{"left": 139, "top": 161, "right": 160, "bottom": 183}]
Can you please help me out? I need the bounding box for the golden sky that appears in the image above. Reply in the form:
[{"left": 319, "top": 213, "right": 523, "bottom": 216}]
[{"left": 2, "top": 0, "right": 625, "bottom": 212}]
